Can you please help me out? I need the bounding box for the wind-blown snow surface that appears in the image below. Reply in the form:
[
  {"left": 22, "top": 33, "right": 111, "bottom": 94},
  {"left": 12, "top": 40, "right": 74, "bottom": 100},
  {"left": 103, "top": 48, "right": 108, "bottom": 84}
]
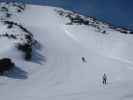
[{"left": 1, "top": 4, "right": 133, "bottom": 100}]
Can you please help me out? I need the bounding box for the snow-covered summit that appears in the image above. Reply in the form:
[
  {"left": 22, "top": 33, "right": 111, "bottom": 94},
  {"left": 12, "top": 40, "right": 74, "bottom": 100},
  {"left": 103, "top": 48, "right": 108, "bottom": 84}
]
[{"left": 55, "top": 8, "right": 133, "bottom": 34}]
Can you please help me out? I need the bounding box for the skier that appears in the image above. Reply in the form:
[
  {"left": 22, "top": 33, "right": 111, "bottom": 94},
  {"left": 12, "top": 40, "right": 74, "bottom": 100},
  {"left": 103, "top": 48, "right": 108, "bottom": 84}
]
[
  {"left": 81, "top": 57, "right": 86, "bottom": 63},
  {"left": 102, "top": 73, "right": 107, "bottom": 85}
]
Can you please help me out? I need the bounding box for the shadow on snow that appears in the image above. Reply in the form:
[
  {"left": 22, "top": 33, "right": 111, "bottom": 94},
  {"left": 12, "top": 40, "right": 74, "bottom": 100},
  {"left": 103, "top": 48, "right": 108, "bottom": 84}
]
[
  {"left": 6, "top": 66, "right": 28, "bottom": 79},
  {"left": 31, "top": 48, "right": 46, "bottom": 65}
]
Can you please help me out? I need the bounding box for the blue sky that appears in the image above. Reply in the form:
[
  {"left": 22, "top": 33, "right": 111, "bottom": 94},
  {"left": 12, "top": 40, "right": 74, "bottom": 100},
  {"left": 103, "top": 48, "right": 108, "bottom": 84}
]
[{"left": 2, "top": 0, "right": 133, "bottom": 29}]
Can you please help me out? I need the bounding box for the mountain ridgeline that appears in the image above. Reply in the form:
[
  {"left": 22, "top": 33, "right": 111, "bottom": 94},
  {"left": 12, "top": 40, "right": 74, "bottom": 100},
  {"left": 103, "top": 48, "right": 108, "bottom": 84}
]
[{"left": 55, "top": 9, "right": 133, "bottom": 35}]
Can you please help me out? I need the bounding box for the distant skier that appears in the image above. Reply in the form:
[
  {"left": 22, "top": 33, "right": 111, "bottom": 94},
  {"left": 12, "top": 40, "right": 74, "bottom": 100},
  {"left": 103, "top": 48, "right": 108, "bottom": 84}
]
[
  {"left": 102, "top": 73, "right": 107, "bottom": 85},
  {"left": 81, "top": 57, "right": 86, "bottom": 63}
]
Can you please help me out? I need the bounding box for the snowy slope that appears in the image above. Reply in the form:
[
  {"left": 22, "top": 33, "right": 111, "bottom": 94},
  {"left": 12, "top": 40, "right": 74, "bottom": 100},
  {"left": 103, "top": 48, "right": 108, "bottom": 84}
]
[{"left": 0, "top": 3, "right": 133, "bottom": 100}]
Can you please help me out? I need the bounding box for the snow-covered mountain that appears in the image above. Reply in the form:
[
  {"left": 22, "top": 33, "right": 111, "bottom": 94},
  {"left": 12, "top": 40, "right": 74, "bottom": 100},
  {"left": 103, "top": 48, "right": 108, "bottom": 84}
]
[{"left": 0, "top": 2, "right": 133, "bottom": 100}]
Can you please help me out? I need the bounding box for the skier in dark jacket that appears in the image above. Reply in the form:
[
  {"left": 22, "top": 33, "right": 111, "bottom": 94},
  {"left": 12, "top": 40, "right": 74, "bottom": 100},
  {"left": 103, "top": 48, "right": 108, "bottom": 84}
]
[
  {"left": 102, "top": 73, "right": 107, "bottom": 85},
  {"left": 81, "top": 57, "right": 86, "bottom": 63}
]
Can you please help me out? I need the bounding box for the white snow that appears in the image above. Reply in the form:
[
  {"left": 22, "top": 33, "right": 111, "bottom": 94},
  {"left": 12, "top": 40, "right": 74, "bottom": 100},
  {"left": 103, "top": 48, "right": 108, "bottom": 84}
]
[{"left": 0, "top": 4, "right": 133, "bottom": 100}]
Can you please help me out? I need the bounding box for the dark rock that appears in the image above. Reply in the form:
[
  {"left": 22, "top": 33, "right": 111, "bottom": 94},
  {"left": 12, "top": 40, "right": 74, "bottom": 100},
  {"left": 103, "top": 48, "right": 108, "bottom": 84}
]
[
  {"left": 0, "top": 58, "right": 15, "bottom": 75},
  {"left": 1, "top": 6, "right": 8, "bottom": 12},
  {"left": 17, "top": 43, "right": 32, "bottom": 61}
]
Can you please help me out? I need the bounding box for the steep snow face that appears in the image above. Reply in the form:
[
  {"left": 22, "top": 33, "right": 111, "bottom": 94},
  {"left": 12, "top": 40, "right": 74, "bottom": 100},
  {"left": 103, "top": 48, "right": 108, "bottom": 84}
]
[
  {"left": 56, "top": 8, "right": 133, "bottom": 63},
  {"left": 0, "top": 3, "right": 133, "bottom": 100},
  {"left": 54, "top": 8, "right": 133, "bottom": 64}
]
